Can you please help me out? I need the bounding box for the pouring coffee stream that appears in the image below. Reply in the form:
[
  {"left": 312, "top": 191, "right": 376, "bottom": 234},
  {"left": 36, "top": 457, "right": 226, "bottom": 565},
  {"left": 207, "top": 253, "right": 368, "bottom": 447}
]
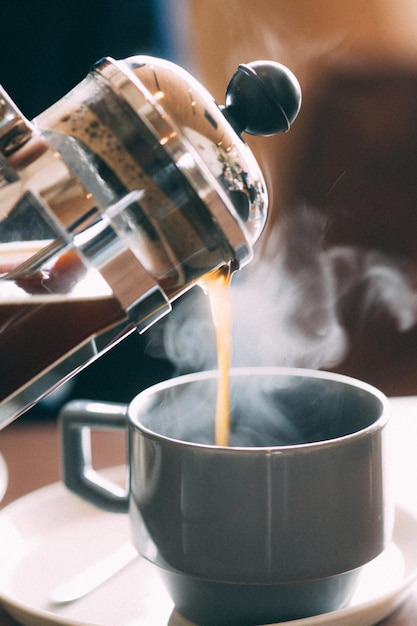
[
  {"left": 0, "top": 56, "right": 301, "bottom": 429},
  {"left": 203, "top": 269, "right": 233, "bottom": 446}
]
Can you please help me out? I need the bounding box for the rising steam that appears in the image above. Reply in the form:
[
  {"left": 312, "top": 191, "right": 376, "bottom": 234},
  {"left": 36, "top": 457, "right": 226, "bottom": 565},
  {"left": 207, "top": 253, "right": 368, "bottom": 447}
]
[{"left": 148, "top": 204, "right": 417, "bottom": 375}]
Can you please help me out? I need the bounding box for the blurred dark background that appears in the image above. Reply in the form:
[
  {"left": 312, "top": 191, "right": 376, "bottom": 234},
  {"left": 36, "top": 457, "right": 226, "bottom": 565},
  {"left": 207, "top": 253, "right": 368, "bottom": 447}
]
[
  {"left": 0, "top": 0, "right": 173, "bottom": 118},
  {"left": 0, "top": 0, "right": 178, "bottom": 416}
]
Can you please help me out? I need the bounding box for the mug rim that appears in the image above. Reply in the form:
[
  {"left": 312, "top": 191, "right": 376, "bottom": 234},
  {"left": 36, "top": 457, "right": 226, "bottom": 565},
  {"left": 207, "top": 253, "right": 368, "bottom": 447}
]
[{"left": 127, "top": 366, "right": 390, "bottom": 452}]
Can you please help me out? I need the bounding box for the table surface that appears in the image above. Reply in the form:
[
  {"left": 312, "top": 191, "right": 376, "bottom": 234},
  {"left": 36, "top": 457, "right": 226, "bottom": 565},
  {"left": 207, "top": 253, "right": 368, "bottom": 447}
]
[{"left": 0, "top": 398, "right": 417, "bottom": 626}]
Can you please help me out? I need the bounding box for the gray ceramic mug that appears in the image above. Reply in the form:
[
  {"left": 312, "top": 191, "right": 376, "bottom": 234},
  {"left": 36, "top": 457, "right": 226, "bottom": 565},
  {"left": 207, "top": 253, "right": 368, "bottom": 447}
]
[{"left": 59, "top": 367, "right": 393, "bottom": 625}]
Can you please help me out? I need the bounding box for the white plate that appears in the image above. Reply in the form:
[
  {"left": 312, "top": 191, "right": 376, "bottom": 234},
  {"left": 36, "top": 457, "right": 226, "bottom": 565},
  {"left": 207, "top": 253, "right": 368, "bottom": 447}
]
[
  {"left": 1, "top": 396, "right": 417, "bottom": 626},
  {"left": 0, "top": 471, "right": 416, "bottom": 626},
  {"left": 0, "top": 453, "right": 8, "bottom": 503}
]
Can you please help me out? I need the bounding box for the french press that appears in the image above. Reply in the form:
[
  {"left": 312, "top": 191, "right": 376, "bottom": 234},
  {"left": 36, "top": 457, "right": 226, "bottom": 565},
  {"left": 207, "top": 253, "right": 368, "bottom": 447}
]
[{"left": 0, "top": 55, "right": 301, "bottom": 427}]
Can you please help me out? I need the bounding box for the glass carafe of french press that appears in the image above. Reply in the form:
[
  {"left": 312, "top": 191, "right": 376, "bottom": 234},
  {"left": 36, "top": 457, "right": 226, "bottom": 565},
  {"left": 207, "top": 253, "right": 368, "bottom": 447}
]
[{"left": 0, "top": 55, "right": 301, "bottom": 427}]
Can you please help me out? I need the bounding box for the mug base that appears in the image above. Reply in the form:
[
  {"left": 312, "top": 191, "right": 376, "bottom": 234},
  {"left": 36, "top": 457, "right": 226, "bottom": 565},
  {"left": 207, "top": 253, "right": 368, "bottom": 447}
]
[{"left": 161, "top": 567, "right": 362, "bottom": 626}]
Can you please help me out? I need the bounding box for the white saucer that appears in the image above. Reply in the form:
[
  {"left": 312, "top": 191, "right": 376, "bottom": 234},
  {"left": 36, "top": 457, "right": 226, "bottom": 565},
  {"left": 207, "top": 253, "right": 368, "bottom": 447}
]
[
  {"left": 0, "top": 467, "right": 416, "bottom": 626},
  {"left": 0, "top": 453, "right": 8, "bottom": 503}
]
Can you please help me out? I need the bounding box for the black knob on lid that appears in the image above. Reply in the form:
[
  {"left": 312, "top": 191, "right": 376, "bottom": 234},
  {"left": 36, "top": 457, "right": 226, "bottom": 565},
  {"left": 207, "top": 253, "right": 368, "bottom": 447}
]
[{"left": 223, "top": 60, "right": 302, "bottom": 136}]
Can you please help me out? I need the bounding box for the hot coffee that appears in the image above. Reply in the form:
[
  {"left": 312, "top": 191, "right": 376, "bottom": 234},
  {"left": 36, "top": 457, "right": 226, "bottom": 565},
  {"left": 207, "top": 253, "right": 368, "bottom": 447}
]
[{"left": 204, "top": 270, "right": 233, "bottom": 446}]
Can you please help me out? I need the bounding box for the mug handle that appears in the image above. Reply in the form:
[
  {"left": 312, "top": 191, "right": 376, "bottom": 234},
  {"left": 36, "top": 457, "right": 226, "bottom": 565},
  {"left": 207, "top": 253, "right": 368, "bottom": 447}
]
[{"left": 59, "top": 400, "right": 129, "bottom": 513}]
